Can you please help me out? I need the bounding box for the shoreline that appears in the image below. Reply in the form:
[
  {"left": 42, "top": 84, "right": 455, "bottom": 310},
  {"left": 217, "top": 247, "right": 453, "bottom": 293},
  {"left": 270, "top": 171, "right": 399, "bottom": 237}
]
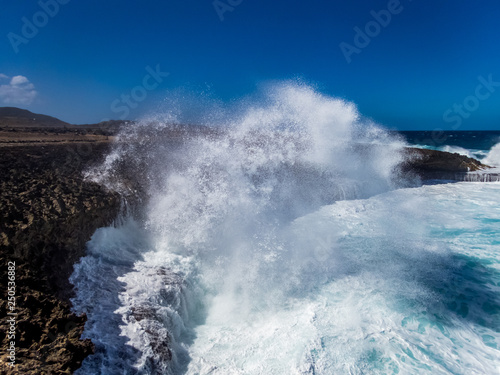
[{"left": 0, "top": 126, "right": 497, "bottom": 373}]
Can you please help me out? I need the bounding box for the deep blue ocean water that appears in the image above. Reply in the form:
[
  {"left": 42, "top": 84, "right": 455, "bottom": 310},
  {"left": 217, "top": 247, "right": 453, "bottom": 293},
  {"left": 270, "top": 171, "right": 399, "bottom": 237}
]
[
  {"left": 398, "top": 131, "right": 500, "bottom": 151},
  {"left": 398, "top": 131, "right": 500, "bottom": 163}
]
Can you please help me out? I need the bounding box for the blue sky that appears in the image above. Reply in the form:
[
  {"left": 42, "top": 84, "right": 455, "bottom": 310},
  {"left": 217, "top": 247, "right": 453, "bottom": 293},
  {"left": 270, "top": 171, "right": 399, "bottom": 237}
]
[{"left": 1, "top": 0, "right": 499, "bottom": 130}]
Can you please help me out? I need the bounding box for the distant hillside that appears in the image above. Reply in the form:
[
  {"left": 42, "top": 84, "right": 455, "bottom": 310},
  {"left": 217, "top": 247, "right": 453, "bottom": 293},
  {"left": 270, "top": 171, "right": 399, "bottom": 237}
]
[{"left": 0, "top": 107, "right": 70, "bottom": 127}]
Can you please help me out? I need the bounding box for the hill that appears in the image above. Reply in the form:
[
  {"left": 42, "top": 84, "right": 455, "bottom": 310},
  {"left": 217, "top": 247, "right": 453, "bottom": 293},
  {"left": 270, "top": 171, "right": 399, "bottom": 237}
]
[
  {"left": 0, "top": 108, "right": 135, "bottom": 145},
  {"left": 0, "top": 107, "right": 70, "bottom": 128}
]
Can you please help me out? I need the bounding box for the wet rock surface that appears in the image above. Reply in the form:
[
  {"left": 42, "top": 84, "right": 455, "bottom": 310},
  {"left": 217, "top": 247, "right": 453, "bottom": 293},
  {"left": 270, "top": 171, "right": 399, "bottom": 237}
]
[{"left": 400, "top": 147, "right": 491, "bottom": 180}]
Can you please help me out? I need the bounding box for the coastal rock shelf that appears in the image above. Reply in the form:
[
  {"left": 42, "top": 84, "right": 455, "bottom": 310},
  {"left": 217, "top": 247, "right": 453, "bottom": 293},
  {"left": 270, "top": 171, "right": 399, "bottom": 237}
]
[
  {"left": 0, "top": 143, "right": 121, "bottom": 373},
  {"left": 400, "top": 147, "right": 494, "bottom": 181}
]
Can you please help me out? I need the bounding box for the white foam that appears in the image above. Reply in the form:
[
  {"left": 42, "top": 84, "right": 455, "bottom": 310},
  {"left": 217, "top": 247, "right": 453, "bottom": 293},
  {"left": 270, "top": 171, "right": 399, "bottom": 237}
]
[
  {"left": 484, "top": 142, "right": 500, "bottom": 167},
  {"left": 440, "top": 145, "right": 473, "bottom": 158},
  {"left": 72, "top": 83, "right": 500, "bottom": 374},
  {"left": 186, "top": 183, "right": 500, "bottom": 374}
]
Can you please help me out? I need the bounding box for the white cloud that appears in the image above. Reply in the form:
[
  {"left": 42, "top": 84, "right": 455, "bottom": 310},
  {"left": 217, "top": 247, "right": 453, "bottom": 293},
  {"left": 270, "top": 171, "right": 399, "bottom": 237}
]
[
  {"left": 0, "top": 74, "right": 37, "bottom": 106},
  {"left": 10, "top": 75, "right": 30, "bottom": 86}
]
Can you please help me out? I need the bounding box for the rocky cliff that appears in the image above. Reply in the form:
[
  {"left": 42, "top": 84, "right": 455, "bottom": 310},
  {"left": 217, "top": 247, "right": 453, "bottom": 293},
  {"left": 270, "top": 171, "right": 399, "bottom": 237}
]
[{"left": 0, "top": 142, "right": 121, "bottom": 374}]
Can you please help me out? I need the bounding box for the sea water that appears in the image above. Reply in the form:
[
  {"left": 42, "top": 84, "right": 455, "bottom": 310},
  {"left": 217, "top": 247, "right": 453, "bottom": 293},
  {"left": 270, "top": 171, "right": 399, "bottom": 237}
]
[{"left": 70, "top": 83, "right": 500, "bottom": 374}]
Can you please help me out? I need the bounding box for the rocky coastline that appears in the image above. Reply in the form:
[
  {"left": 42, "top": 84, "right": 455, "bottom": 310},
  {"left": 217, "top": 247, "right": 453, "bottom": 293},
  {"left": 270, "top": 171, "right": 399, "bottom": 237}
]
[
  {"left": 0, "top": 141, "right": 122, "bottom": 374},
  {"left": 0, "top": 112, "right": 496, "bottom": 373},
  {"left": 400, "top": 147, "right": 494, "bottom": 181}
]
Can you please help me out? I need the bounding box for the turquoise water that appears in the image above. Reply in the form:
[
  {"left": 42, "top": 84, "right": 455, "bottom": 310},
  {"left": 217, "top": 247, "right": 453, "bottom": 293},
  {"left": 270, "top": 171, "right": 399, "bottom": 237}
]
[
  {"left": 72, "top": 183, "right": 500, "bottom": 374},
  {"left": 184, "top": 183, "right": 500, "bottom": 374},
  {"left": 70, "top": 85, "right": 500, "bottom": 374}
]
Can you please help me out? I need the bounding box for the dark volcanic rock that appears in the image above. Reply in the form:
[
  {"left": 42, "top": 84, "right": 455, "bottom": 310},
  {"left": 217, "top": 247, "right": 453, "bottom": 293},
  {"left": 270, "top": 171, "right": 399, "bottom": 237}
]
[
  {"left": 401, "top": 147, "right": 491, "bottom": 180},
  {"left": 0, "top": 142, "right": 121, "bottom": 374},
  {"left": 0, "top": 256, "right": 94, "bottom": 374}
]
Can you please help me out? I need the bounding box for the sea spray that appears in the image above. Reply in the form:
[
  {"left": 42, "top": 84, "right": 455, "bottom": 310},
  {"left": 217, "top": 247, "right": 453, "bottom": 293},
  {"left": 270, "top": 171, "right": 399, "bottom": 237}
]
[
  {"left": 72, "top": 82, "right": 419, "bottom": 374},
  {"left": 484, "top": 142, "right": 500, "bottom": 166}
]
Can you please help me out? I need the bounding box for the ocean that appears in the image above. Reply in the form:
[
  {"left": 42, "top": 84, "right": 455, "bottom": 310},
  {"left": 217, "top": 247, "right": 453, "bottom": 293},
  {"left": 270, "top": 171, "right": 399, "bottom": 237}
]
[
  {"left": 398, "top": 130, "right": 500, "bottom": 163},
  {"left": 70, "top": 84, "right": 500, "bottom": 374}
]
